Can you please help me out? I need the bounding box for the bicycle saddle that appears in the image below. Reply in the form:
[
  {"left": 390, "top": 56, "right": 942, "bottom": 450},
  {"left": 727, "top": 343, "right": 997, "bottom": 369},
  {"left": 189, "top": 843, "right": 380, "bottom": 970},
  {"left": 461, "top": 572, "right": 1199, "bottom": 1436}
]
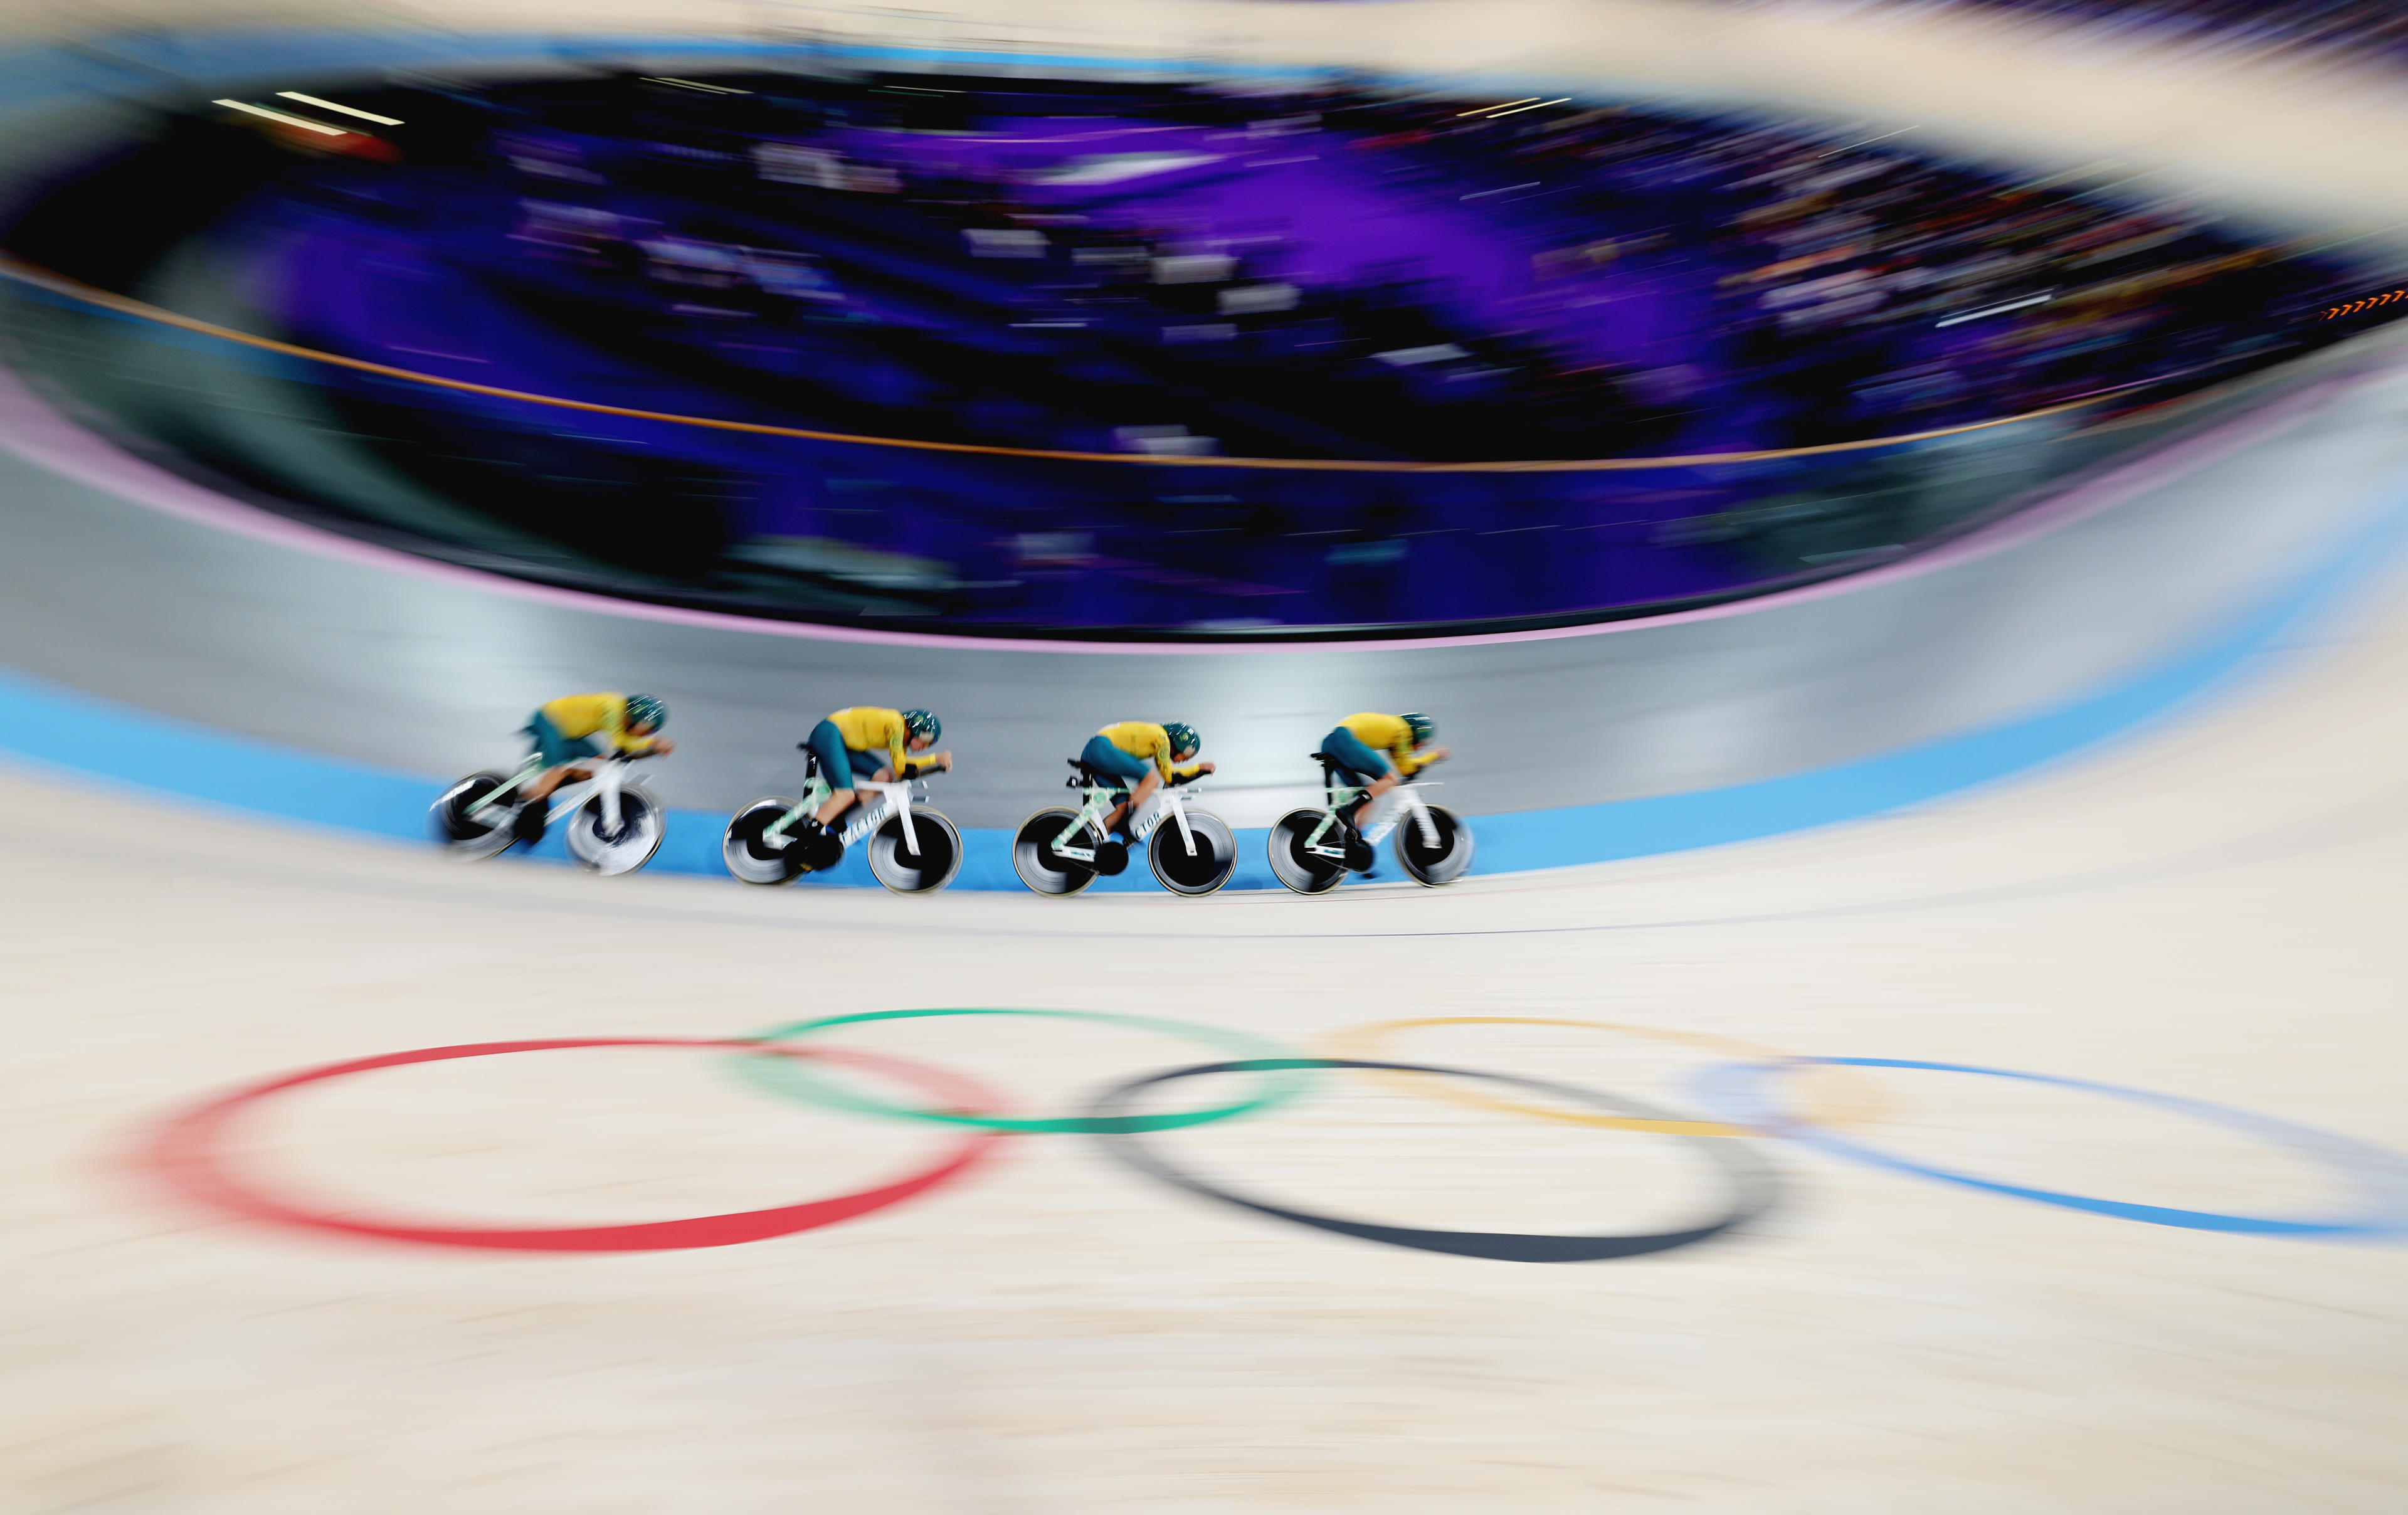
[{"left": 1066, "top": 758, "right": 1130, "bottom": 794}]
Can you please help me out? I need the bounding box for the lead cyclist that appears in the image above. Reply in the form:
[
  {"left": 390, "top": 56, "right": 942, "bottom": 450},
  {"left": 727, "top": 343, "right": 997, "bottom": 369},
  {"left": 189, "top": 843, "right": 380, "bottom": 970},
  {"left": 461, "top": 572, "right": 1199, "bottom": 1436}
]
[{"left": 1323, "top": 711, "right": 1447, "bottom": 847}]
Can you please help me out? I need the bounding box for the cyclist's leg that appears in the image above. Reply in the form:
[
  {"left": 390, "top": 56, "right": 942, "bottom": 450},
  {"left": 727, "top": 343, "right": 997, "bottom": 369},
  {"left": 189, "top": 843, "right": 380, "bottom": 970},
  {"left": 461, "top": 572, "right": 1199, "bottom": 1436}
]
[
  {"left": 1321, "top": 726, "right": 1396, "bottom": 825},
  {"left": 1081, "top": 735, "right": 1153, "bottom": 833},
  {"left": 521, "top": 714, "right": 600, "bottom": 805},
  {"left": 806, "top": 721, "right": 858, "bottom": 827}
]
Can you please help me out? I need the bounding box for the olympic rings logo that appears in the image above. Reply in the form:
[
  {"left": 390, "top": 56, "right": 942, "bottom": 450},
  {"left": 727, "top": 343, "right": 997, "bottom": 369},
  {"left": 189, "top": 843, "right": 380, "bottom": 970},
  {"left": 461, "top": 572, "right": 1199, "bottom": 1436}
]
[{"left": 144, "top": 1010, "right": 2408, "bottom": 1261}]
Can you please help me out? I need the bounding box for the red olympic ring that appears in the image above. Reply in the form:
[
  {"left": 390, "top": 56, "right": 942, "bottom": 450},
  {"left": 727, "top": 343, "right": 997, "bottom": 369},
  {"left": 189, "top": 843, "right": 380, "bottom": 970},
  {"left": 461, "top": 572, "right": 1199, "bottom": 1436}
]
[{"left": 145, "top": 1038, "right": 1007, "bottom": 1253}]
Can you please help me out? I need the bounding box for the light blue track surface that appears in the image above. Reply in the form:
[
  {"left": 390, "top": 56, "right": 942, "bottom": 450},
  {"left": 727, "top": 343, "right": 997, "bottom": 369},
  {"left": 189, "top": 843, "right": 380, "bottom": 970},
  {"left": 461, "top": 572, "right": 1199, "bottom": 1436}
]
[{"left": 4, "top": 464, "right": 2403, "bottom": 890}]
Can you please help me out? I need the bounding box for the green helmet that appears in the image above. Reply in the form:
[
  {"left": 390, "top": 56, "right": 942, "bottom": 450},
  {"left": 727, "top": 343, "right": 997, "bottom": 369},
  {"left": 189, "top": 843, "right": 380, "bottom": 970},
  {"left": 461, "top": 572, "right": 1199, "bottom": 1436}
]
[
  {"left": 902, "top": 709, "right": 941, "bottom": 742},
  {"left": 1402, "top": 712, "right": 1435, "bottom": 746},
  {"left": 625, "top": 694, "right": 668, "bottom": 730},
  {"left": 1161, "top": 721, "right": 1200, "bottom": 757}
]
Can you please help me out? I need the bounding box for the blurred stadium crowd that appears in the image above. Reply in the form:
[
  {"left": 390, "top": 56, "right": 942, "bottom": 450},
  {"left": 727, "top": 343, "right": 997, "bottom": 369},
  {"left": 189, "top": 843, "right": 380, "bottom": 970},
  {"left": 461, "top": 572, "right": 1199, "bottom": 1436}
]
[
  {"left": 1, "top": 69, "right": 2391, "bottom": 631},
  {"left": 221, "top": 76, "right": 2347, "bottom": 458}
]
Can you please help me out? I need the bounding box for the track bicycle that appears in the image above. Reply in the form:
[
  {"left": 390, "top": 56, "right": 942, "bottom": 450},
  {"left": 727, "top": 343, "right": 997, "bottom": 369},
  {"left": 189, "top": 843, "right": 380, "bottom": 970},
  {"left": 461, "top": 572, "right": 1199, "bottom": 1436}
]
[
  {"left": 1012, "top": 760, "right": 1237, "bottom": 897},
  {"left": 430, "top": 750, "right": 667, "bottom": 876},
  {"left": 722, "top": 747, "right": 963, "bottom": 894},
  {"left": 1267, "top": 753, "right": 1474, "bottom": 894}
]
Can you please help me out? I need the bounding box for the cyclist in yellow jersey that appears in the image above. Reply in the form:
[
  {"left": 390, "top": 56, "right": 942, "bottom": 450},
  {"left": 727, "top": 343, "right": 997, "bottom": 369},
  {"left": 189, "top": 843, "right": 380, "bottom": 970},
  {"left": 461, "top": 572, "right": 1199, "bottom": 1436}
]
[
  {"left": 520, "top": 691, "right": 672, "bottom": 799},
  {"left": 1323, "top": 711, "right": 1447, "bottom": 837},
  {"left": 1085, "top": 720, "right": 1213, "bottom": 838},
  {"left": 510, "top": 692, "right": 672, "bottom": 843},
  {"left": 801, "top": 706, "right": 952, "bottom": 834}
]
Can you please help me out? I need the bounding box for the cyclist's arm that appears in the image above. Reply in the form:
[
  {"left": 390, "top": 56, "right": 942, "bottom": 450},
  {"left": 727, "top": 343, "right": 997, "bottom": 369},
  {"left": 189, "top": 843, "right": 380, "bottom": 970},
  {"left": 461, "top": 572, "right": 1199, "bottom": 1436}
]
[{"left": 1146, "top": 738, "right": 1203, "bottom": 783}]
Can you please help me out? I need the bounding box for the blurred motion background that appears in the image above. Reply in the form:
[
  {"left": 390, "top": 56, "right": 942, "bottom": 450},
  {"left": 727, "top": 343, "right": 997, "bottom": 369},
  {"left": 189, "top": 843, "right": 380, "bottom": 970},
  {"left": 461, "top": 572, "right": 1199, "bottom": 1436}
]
[{"left": 3, "top": 16, "right": 2402, "bottom": 633}]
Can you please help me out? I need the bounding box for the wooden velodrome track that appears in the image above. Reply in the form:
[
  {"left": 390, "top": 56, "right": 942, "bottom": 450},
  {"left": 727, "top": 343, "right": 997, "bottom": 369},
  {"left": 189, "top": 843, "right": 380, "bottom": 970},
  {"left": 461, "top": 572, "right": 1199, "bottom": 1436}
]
[
  {"left": 5, "top": 546, "right": 2408, "bottom": 1511},
  {"left": 4, "top": 3, "right": 2408, "bottom": 1509}
]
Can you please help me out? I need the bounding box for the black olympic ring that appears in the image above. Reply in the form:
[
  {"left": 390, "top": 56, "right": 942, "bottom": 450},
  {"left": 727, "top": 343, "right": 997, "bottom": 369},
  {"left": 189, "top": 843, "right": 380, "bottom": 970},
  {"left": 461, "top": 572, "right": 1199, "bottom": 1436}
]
[{"left": 1086, "top": 1057, "right": 1783, "bottom": 1262}]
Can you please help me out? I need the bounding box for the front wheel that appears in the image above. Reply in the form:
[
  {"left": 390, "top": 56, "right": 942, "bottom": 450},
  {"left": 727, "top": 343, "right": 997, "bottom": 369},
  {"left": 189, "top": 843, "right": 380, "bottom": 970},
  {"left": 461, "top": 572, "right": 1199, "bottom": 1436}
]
[
  {"left": 1394, "top": 803, "right": 1475, "bottom": 887},
  {"left": 566, "top": 786, "right": 665, "bottom": 876},
  {"left": 1267, "top": 808, "right": 1343, "bottom": 895},
  {"left": 431, "top": 771, "right": 518, "bottom": 860},
  {"left": 722, "top": 798, "right": 805, "bottom": 886},
  {"left": 1013, "top": 808, "right": 1097, "bottom": 896},
  {"left": 869, "top": 808, "right": 963, "bottom": 894},
  {"left": 1149, "top": 809, "right": 1236, "bottom": 896}
]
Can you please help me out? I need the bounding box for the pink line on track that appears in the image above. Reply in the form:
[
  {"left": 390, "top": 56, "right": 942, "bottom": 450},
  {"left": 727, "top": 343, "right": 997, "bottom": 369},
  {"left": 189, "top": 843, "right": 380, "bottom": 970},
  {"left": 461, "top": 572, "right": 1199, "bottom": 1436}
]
[{"left": 0, "top": 362, "right": 2347, "bottom": 658}]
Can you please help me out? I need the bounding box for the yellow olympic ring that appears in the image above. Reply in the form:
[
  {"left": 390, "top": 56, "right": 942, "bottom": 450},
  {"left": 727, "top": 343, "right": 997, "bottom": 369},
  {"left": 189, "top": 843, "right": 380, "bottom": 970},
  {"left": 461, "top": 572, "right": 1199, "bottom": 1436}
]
[{"left": 1321, "top": 1016, "right": 1891, "bottom": 1136}]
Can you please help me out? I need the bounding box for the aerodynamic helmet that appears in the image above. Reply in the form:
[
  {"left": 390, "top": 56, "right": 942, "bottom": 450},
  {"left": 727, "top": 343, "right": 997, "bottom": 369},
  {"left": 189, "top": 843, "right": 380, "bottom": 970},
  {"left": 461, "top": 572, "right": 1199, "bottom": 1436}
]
[
  {"left": 902, "top": 709, "right": 941, "bottom": 742},
  {"left": 1161, "top": 721, "right": 1200, "bottom": 758},
  {"left": 624, "top": 694, "right": 668, "bottom": 731},
  {"left": 1401, "top": 712, "right": 1435, "bottom": 746}
]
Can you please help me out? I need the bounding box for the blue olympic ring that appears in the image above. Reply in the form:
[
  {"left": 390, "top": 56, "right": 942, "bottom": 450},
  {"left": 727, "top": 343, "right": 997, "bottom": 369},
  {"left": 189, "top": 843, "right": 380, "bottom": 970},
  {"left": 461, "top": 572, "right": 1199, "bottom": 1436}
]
[{"left": 1693, "top": 1057, "right": 2408, "bottom": 1240}]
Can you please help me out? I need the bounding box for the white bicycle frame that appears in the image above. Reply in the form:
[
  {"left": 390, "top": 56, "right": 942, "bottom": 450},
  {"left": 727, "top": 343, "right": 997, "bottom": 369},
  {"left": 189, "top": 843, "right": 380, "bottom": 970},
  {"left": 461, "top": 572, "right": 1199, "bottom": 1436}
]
[
  {"left": 759, "top": 772, "right": 926, "bottom": 852},
  {"left": 467, "top": 752, "right": 645, "bottom": 833},
  {"left": 1050, "top": 777, "right": 1206, "bottom": 864},
  {"left": 1301, "top": 774, "right": 1444, "bottom": 860},
  {"left": 1361, "top": 782, "right": 1445, "bottom": 851}
]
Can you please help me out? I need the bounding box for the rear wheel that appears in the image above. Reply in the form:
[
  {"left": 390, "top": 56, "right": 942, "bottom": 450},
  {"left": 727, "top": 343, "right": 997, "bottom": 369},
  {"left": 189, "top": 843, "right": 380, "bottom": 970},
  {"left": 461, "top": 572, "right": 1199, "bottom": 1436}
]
[
  {"left": 431, "top": 771, "right": 518, "bottom": 860},
  {"left": 566, "top": 787, "right": 664, "bottom": 876},
  {"left": 722, "top": 798, "right": 805, "bottom": 886},
  {"left": 1267, "top": 808, "right": 1344, "bottom": 895},
  {"left": 1013, "top": 808, "right": 1097, "bottom": 896},
  {"left": 1394, "top": 803, "right": 1474, "bottom": 887},
  {"left": 869, "top": 808, "right": 963, "bottom": 894},
  {"left": 1149, "top": 809, "right": 1236, "bottom": 896}
]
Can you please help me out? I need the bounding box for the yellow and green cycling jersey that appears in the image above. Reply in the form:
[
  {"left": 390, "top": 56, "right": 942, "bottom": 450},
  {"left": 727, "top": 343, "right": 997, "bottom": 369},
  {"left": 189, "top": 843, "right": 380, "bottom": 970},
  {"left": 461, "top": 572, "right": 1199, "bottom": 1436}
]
[
  {"left": 826, "top": 707, "right": 914, "bottom": 779},
  {"left": 1339, "top": 712, "right": 1434, "bottom": 778},
  {"left": 1096, "top": 721, "right": 1205, "bottom": 783},
  {"left": 537, "top": 693, "right": 662, "bottom": 756}
]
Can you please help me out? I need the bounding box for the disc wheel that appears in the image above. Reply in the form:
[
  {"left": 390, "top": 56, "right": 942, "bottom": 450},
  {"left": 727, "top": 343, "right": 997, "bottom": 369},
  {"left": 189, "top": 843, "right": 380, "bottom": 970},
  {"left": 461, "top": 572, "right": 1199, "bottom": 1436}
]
[
  {"left": 566, "top": 788, "right": 665, "bottom": 876},
  {"left": 1013, "top": 808, "right": 1098, "bottom": 897},
  {"left": 722, "top": 798, "right": 805, "bottom": 886},
  {"left": 431, "top": 771, "right": 517, "bottom": 860},
  {"left": 1267, "top": 808, "right": 1344, "bottom": 895},
  {"left": 1149, "top": 809, "right": 1237, "bottom": 896},
  {"left": 1394, "top": 803, "right": 1475, "bottom": 887},
  {"left": 869, "top": 809, "right": 964, "bottom": 895}
]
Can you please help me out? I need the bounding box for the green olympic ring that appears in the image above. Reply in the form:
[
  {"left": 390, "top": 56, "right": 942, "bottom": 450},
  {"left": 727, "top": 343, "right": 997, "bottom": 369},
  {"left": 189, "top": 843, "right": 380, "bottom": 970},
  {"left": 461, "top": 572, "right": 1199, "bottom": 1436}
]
[{"left": 736, "top": 1007, "right": 1313, "bottom": 1134}]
